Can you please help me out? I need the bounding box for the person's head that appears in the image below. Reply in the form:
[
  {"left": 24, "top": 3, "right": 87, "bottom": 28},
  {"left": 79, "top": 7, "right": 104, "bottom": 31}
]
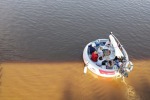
[
  {"left": 94, "top": 51, "right": 97, "bottom": 54},
  {"left": 109, "top": 61, "right": 112, "bottom": 65},
  {"left": 114, "top": 56, "right": 118, "bottom": 60},
  {"left": 118, "top": 62, "right": 123, "bottom": 67},
  {"left": 108, "top": 50, "right": 111, "bottom": 54},
  {"left": 99, "top": 56, "right": 103, "bottom": 60}
]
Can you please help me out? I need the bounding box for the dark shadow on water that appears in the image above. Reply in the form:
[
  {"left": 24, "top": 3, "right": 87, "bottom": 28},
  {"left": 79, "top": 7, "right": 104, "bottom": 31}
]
[
  {"left": 135, "top": 78, "right": 150, "bottom": 100},
  {"left": 62, "top": 81, "right": 73, "bottom": 100}
]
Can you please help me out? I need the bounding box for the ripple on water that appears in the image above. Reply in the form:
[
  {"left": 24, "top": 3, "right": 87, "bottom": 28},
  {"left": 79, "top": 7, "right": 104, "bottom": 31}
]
[{"left": 0, "top": 60, "right": 150, "bottom": 100}]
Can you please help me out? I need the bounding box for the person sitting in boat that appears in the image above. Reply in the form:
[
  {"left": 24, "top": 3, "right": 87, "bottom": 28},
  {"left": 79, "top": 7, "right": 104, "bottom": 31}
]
[
  {"left": 113, "top": 56, "right": 118, "bottom": 61},
  {"left": 88, "top": 43, "right": 96, "bottom": 55},
  {"left": 102, "top": 60, "right": 107, "bottom": 65},
  {"left": 113, "top": 56, "right": 124, "bottom": 69},
  {"left": 106, "top": 60, "right": 114, "bottom": 69},
  {"left": 91, "top": 51, "right": 98, "bottom": 62},
  {"left": 96, "top": 56, "right": 104, "bottom": 66},
  {"left": 103, "top": 49, "right": 111, "bottom": 57},
  {"left": 113, "top": 56, "right": 119, "bottom": 67},
  {"left": 97, "top": 46, "right": 103, "bottom": 57}
]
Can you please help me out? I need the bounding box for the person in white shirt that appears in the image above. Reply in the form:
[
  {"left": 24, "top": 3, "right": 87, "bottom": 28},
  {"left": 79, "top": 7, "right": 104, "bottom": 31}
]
[
  {"left": 118, "top": 62, "right": 123, "bottom": 68},
  {"left": 96, "top": 56, "right": 104, "bottom": 66},
  {"left": 97, "top": 46, "right": 103, "bottom": 57}
]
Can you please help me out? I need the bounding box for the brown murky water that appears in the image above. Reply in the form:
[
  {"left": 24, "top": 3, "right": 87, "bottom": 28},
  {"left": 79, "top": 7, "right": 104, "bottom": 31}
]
[
  {"left": 0, "top": 61, "right": 150, "bottom": 100},
  {"left": 0, "top": 0, "right": 150, "bottom": 100}
]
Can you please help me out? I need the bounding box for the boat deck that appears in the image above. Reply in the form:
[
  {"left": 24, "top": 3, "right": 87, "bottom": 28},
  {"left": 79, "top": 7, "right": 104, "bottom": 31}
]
[{"left": 88, "top": 39, "right": 119, "bottom": 70}]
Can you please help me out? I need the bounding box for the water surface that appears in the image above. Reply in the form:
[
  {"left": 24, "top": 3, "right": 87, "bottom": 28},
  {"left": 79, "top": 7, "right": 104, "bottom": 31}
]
[
  {"left": 0, "top": 0, "right": 150, "bottom": 100},
  {"left": 0, "top": 0, "right": 150, "bottom": 61}
]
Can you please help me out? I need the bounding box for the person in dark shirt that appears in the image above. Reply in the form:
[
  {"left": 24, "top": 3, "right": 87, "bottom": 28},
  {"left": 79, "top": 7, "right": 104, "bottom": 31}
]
[
  {"left": 88, "top": 44, "right": 96, "bottom": 54},
  {"left": 106, "top": 60, "right": 114, "bottom": 69}
]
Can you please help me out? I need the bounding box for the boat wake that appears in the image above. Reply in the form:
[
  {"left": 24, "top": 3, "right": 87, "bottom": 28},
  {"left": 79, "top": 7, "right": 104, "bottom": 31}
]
[{"left": 121, "top": 78, "right": 141, "bottom": 100}]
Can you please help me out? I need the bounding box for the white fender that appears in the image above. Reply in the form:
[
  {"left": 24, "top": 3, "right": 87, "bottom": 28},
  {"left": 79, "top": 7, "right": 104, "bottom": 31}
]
[{"left": 84, "top": 66, "right": 88, "bottom": 74}]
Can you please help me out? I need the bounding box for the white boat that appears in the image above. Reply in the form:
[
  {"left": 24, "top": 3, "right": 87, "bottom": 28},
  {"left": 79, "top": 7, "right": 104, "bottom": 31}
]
[{"left": 83, "top": 32, "right": 133, "bottom": 78}]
